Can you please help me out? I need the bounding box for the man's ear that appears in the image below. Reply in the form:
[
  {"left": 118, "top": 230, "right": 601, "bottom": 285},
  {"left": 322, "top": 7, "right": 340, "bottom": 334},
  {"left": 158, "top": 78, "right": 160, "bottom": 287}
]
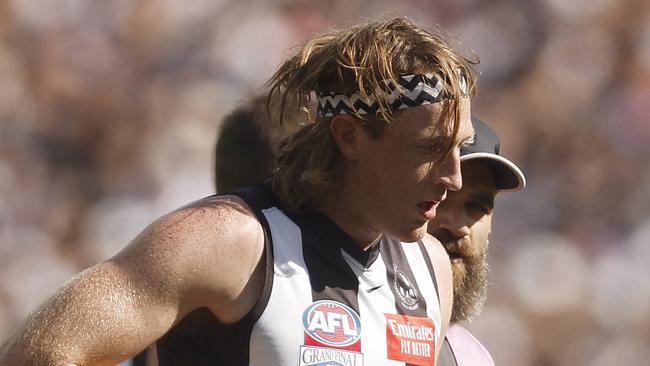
[{"left": 330, "top": 115, "right": 365, "bottom": 160}]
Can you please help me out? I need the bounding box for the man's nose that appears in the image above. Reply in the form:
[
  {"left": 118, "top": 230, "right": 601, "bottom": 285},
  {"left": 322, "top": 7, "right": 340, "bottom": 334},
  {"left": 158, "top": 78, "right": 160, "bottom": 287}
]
[
  {"left": 433, "top": 203, "right": 470, "bottom": 239},
  {"left": 434, "top": 149, "right": 462, "bottom": 192}
]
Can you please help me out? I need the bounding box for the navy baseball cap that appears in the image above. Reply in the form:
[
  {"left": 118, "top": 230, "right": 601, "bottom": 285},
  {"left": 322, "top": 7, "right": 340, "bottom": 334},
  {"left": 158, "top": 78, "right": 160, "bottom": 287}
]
[{"left": 460, "top": 117, "right": 526, "bottom": 191}]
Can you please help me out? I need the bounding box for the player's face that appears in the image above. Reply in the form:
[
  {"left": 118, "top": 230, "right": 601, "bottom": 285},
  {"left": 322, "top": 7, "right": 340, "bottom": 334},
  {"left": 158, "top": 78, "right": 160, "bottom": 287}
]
[
  {"left": 353, "top": 98, "right": 474, "bottom": 243},
  {"left": 428, "top": 159, "right": 497, "bottom": 322}
]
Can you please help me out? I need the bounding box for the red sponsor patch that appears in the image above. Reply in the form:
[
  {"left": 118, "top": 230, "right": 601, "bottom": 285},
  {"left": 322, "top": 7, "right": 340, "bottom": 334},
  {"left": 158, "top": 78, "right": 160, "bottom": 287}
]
[{"left": 385, "top": 313, "right": 436, "bottom": 366}]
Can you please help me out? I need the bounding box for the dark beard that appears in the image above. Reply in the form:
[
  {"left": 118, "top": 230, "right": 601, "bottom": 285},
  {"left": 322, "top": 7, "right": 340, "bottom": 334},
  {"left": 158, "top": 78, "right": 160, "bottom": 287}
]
[{"left": 451, "top": 255, "right": 489, "bottom": 323}]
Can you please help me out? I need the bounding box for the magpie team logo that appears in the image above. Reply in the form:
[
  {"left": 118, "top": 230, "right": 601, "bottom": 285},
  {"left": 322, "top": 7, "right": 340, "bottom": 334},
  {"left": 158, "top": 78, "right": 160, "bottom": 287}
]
[
  {"left": 393, "top": 265, "right": 420, "bottom": 311},
  {"left": 302, "top": 300, "right": 362, "bottom": 348}
]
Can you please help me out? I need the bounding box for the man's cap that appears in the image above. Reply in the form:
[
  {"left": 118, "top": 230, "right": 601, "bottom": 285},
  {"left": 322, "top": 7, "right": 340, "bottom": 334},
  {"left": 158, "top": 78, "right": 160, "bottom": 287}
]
[{"left": 460, "top": 117, "right": 526, "bottom": 191}]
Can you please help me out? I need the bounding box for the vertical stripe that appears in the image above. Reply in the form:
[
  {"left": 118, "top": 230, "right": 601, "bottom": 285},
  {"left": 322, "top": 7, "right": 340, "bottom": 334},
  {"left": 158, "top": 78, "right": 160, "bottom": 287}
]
[
  {"left": 249, "top": 208, "right": 312, "bottom": 366},
  {"left": 303, "top": 236, "right": 360, "bottom": 307},
  {"left": 287, "top": 212, "right": 362, "bottom": 314},
  {"left": 417, "top": 241, "right": 439, "bottom": 298},
  {"left": 380, "top": 237, "right": 429, "bottom": 317},
  {"left": 381, "top": 237, "right": 442, "bottom": 366},
  {"left": 295, "top": 215, "right": 362, "bottom": 355},
  {"left": 403, "top": 242, "right": 442, "bottom": 345},
  {"left": 342, "top": 251, "right": 404, "bottom": 366}
]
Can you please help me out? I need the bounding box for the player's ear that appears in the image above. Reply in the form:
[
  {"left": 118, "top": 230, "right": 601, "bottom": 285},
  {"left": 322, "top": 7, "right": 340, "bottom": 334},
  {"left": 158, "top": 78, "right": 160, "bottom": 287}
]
[{"left": 330, "top": 115, "right": 365, "bottom": 160}]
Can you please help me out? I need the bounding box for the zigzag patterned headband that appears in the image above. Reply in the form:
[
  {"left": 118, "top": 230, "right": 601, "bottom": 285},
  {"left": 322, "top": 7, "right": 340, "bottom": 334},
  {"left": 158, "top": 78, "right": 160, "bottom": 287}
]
[{"left": 316, "top": 72, "right": 468, "bottom": 118}]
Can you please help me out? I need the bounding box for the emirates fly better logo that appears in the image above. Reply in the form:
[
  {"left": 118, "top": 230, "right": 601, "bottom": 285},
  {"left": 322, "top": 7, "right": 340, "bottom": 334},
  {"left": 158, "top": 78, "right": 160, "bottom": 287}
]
[
  {"left": 302, "top": 300, "right": 362, "bottom": 351},
  {"left": 385, "top": 313, "right": 435, "bottom": 366}
]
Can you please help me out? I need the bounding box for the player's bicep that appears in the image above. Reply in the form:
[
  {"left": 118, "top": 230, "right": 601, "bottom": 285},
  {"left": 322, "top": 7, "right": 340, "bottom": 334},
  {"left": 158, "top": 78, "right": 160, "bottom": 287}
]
[{"left": 0, "top": 197, "right": 263, "bottom": 365}]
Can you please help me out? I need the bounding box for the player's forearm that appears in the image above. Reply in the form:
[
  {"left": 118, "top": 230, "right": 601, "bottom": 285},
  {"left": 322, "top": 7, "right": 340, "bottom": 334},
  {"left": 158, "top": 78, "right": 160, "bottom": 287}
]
[
  {"left": 0, "top": 262, "right": 174, "bottom": 366},
  {"left": 0, "top": 332, "right": 80, "bottom": 366},
  {"left": 0, "top": 312, "right": 144, "bottom": 366},
  {"left": 0, "top": 311, "right": 96, "bottom": 366},
  {"left": 0, "top": 351, "right": 100, "bottom": 366},
  {"left": 1, "top": 303, "right": 166, "bottom": 366}
]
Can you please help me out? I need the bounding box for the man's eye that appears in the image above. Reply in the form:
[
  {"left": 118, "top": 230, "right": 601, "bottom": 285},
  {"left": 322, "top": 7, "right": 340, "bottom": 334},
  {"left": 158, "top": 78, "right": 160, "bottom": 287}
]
[{"left": 466, "top": 202, "right": 489, "bottom": 215}]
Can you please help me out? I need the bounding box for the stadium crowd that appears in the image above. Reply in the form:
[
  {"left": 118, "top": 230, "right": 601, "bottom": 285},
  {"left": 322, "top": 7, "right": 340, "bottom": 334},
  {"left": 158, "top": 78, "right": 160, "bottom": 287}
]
[{"left": 0, "top": 0, "right": 649, "bottom": 364}]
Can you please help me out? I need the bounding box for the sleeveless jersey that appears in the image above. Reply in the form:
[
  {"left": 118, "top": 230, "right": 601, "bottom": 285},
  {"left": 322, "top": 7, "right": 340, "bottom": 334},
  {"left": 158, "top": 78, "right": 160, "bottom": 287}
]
[{"left": 156, "top": 184, "right": 444, "bottom": 366}]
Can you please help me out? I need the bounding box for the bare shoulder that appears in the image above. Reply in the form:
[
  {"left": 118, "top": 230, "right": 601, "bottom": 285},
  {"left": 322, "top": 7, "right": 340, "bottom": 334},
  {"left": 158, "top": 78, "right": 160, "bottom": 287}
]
[
  {"left": 420, "top": 233, "right": 449, "bottom": 260},
  {"left": 112, "top": 194, "right": 266, "bottom": 316},
  {"left": 0, "top": 195, "right": 267, "bottom": 365},
  {"left": 419, "top": 233, "right": 452, "bottom": 293},
  {"left": 419, "top": 233, "right": 451, "bottom": 286},
  {"left": 130, "top": 194, "right": 264, "bottom": 259}
]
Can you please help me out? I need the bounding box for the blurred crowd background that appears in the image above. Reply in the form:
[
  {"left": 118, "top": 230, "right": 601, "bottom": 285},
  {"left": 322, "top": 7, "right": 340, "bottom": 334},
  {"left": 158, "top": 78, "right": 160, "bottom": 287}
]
[{"left": 1, "top": 0, "right": 649, "bottom": 365}]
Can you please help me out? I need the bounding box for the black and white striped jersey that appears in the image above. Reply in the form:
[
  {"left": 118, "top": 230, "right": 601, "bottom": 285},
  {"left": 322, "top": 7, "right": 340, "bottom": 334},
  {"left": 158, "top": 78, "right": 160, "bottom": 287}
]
[{"left": 156, "top": 184, "right": 443, "bottom": 366}]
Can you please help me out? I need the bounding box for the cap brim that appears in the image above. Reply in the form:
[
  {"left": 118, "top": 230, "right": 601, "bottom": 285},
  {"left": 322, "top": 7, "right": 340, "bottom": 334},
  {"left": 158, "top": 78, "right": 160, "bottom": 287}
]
[{"left": 460, "top": 152, "right": 526, "bottom": 191}]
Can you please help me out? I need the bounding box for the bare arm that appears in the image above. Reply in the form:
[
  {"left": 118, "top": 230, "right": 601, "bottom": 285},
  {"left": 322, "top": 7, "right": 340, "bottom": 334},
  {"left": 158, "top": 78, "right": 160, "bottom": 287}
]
[
  {"left": 421, "top": 233, "right": 453, "bottom": 362},
  {"left": 0, "top": 196, "right": 265, "bottom": 366}
]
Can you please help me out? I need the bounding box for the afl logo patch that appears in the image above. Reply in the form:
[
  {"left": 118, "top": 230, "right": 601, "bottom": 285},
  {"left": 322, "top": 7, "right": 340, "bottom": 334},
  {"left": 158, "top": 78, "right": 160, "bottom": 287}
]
[
  {"left": 302, "top": 300, "right": 362, "bottom": 348},
  {"left": 393, "top": 265, "right": 420, "bottom": 310}
]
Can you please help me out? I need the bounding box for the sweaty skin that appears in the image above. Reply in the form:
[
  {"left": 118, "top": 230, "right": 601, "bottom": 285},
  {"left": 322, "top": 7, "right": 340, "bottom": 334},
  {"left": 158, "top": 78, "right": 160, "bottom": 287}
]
[
  {"left": 323, "top": 97, "right": 473, "bottom": 359},
  {"left": 323, "top": 98, "right": 474, "bottom": 245},
  {"left": 0, "top": 197, "right": 266, "bottom": 365},
  {"left": 0, "top": 101, "right": 467, "bottom": 365}
]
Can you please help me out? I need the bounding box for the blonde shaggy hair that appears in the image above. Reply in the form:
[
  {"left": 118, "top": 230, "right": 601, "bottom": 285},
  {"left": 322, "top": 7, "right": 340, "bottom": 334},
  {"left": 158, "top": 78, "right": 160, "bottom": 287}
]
[{"left": 268, "top": 17, "right": 477, "bottom": 211}]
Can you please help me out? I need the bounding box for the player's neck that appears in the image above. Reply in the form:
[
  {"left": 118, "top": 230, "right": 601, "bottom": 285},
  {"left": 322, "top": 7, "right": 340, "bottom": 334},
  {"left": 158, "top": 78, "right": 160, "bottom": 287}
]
[{"left": 320, "top": 187, "right": 382, "bottom": 251}]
